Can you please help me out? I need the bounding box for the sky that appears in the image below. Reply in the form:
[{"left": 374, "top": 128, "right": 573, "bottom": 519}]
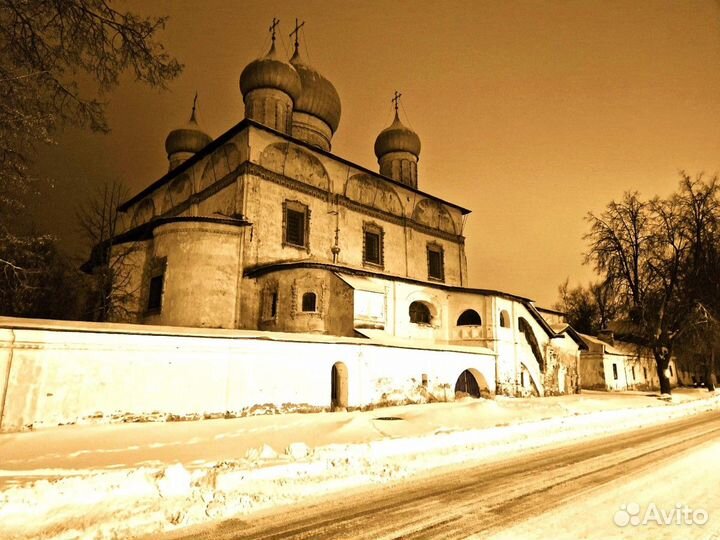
[{"left": 31, "top": 0, "right": 720, "bottom": 307}]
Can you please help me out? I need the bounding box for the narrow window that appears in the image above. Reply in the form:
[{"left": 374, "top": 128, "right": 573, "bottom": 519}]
[
  {"left": 612, "top": 363, "right": 618, "bottom": 380},
  {"left": 286, "top": 209, "right": 305, "bottom": 246},
  {"left": 631, "top": 366, "right": 635, "bottom": 381},
  {"left": 669, "top": 364, "right": 673, "bottom": 376},
  {"left": 147, "top": 274, "right": 164, "bottom": 312},
  {"left": 499, "top": 310, "right": 510, "bottom": 328},
  {"left": 283, "top": 201, "right": 309, "bottom": 248},
  {"left": 302, "top": 292, "right": 317, "bottom": 312},
  {"left": 263, "top": 289, "right": 279, "bottom": 320},
  {"left": 643, "top": 367, "right": 647, "bottom": 380},
  {"left": 457, "top": 309, "right": 482, "bottom": 326},
  {"left": 363, "top": 226, "right": 383, "bottom": 266},
  {"left": 409, "top": 301, "right": 431, "bottom": 324},
  {"left": 427, "top": 244, "right": 444, "bottom": 281}
]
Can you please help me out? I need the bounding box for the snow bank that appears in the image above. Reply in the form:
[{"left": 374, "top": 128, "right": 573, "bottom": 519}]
[{"left": 1, "top": 392, "right": 718, "bottom": 540}]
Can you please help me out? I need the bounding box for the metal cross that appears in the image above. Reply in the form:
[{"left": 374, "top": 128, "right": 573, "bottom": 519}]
[
  {"left": 392, "top": 91, "right": 402, "bottom": 114},
  {"left": 269, "top": 18, "right": 280, "bottom": 43},
  {"left": 191, "top": 91, "right": 198, "bottom": 122},
  {"left": 290, "top": 19, "right": 305, "bottom": 50}
]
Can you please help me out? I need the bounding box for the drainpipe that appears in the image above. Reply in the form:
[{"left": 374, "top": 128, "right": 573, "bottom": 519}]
[{"left": 0, "top": 329, "right": 16, "bottom": 432}]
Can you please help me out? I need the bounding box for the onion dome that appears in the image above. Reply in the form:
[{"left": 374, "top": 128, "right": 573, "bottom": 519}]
[
  {"left": 165, "top": 105, "right": 212, "bottom": 157},
  {"left": 240, "top": 42, "right": 301, "bottom": 102},
  {"left": 374, "top": 112, "right": 421, "bottom": 159},
  {"left": 289, "top": 49, "right": 341, "bottom": 133}
]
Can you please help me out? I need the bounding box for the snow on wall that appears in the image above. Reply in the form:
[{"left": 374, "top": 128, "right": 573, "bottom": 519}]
[{"left": 0, "top": 318, "right": 496, "bottom": 433}]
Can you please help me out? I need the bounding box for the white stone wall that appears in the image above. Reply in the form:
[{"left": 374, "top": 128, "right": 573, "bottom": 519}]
[{"left": 0, "top": 318, "right": 496, "bottom": 433}]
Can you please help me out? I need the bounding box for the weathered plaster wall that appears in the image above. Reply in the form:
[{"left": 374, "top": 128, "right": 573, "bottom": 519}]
[
  {"left": 147, "top": 221, "right": 243, "bottom": 328},
  {"left": 580, "top": 341, "right": 679, "bottom": 391},
  {"left": 246, "top": 269, "right": 354, "bottom": 336},
  {"left": 0, "top": 319, "right": 496, "bottom": 433}
]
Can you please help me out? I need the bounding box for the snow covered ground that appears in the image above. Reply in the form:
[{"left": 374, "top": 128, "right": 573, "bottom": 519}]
[{"left": 1, "top": 389, "right": 718, "bottom": 539}]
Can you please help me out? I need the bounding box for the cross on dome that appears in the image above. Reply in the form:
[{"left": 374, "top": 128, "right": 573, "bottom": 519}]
[
  {"left": 290, "top": 18, "right": 305, "bottom": 52},
  {"left": 392, "top": 90, "right": 402, "bottom": 115},
  {"left": 190, "top": 91, "right": 199, "bottom": 122},
  {"left": 268, "top": 17, "right": 280, "bottom": 44}
]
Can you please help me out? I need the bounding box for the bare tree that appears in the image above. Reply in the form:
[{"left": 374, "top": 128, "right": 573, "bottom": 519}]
[
  {"left": 586, "top": 192, "right": 684, "bottom": 394},
  {"left": 584, "top": 175, "right": 720, "bottom": 394},
  {"left": 76, "top": 179, "right": 138, "bottom": 321},
  {"left": 0, "top": 0, "right": 181, "bottom": 276}
]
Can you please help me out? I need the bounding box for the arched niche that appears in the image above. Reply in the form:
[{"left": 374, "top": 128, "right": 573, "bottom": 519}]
[
  {"left": 344, "top": 173, "right": 403, "bottom": 216},
  {"left": 199, "top": 143, "right": 241, "bottom": 192},
  {"left": 519, "top": 316, "right": 545, "bottom": 372},
  {"left": 259, "top": 142, "right": 330, "bottom": 191},
  {"left": 457, "top": 309, "right": 482, "bottom": 326},
  {"left": 163, "top": 173, "right": 192, "bottom": 209},
  {"left": 132, "top": 198, "right": 155, "bottom": 227},
  {"left": 412, "top": 198, "right": 457, "bottom": 234},
  {"left": 331, "top": 362, "right": 348, "bottom": 411},
  {"left": 409, "top": 300, "right": 433, "bottom": 324},
  {"left": 454, "top": 368, "right": 491, "bottom": 398}
]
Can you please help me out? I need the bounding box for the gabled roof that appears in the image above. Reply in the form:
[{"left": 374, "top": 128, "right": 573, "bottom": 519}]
[
  {"left": 577, "top": 333, "right": 648, "bottom": 357},
  {"left": 550, "top": 323, "right": 589, "bottom": 350}
]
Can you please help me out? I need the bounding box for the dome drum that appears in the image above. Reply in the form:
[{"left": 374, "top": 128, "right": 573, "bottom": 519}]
[
  {"left": 244, "top": 88, "right": 294, "bottom": 134},
  {"left": 291, "top": 111, "right": 332, "bottom": 151},
  {"left": 240, "top": 44, "right": 301, "bottom": 134},
  {"left": 379, "top": 152, "right": 418, "bottom": 189}
]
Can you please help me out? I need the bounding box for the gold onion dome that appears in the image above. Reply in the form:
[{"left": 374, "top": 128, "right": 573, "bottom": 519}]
[
  {"left": 374, "top": 112, "right": 421, "bottom": 158},
  {"left": 289, "top": 49, "right": 341, "bottom": 133},
  {"left": 165, "top": 106, "right": 212, "bottom": 156},
  {"left": 240, "top": 42, "right": 301, "bottom": 102}
]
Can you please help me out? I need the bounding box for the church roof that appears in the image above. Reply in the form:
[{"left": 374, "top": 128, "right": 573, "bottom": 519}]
[
  {"left": 244, "top": 261, "right": 563, "bottom": 339},
  {"left": 118, "top": 118, "right": 470, "bottom": 215}
]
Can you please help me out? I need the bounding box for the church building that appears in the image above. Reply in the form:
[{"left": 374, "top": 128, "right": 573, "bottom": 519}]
[{"left": 105, "top": 23, "right": 585, "bottom": 398}]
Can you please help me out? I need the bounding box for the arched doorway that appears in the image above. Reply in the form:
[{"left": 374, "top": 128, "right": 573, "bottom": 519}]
[
  {"left": 454, "top": 368, "right": 490, "bottom": 398},
  {"left": 331, "top": 362, "right": 348, "bottom": 411}
]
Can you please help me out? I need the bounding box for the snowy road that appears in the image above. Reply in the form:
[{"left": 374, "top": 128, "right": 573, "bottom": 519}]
[{"left": 157, "top": 410, "right": 720, "bottom": 540}]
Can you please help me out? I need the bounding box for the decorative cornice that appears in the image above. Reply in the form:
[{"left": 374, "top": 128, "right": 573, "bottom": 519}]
[
  {"left": 246, "top": 162, "right": 330, "bottom": 202},
  {"left": 119, "top": 119, "right": 471, "bottom": 215}
]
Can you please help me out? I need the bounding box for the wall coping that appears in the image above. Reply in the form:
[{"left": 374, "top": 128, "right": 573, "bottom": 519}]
[{"left": 0, "top": 317, "right": 497, "bottom": 357}]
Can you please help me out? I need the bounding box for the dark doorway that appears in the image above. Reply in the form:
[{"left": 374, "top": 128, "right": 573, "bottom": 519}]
[
  {"left": 331, "top": 362, "right": 348, "bottom": 410},
  {"left": 455, "top": 369, "right": 481, "bottom": 397}
]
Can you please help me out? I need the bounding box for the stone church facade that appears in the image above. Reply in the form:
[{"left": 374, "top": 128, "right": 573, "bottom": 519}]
[{"left": 103, "top": 27, "right": 585, "bottom": 398}]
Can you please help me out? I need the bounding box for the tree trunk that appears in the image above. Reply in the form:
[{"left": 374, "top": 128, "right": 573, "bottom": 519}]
[
  {"left": 654, "top": 350, "right": 672, "bottom": 395},
  {"left": 706, "top": 349, "right": 716, "bottom": 392}
]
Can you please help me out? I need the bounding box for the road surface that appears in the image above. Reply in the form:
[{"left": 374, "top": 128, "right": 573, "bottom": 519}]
[{"left": 154, "top": 410, "right": 720, "bottom": 539}]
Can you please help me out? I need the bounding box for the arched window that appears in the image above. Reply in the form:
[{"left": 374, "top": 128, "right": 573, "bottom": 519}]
[
  {"left": 457, "top": 309, "right": 482, "bottom": 326},
  {"left": 409, "top": 301, "right": 431, "bottom": 324},
  {"left": 301, "top": 292, "right": 317, "bottom": 312},
  {"left": 499, "top": 310, "right": 510, "bottom": 328}
]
